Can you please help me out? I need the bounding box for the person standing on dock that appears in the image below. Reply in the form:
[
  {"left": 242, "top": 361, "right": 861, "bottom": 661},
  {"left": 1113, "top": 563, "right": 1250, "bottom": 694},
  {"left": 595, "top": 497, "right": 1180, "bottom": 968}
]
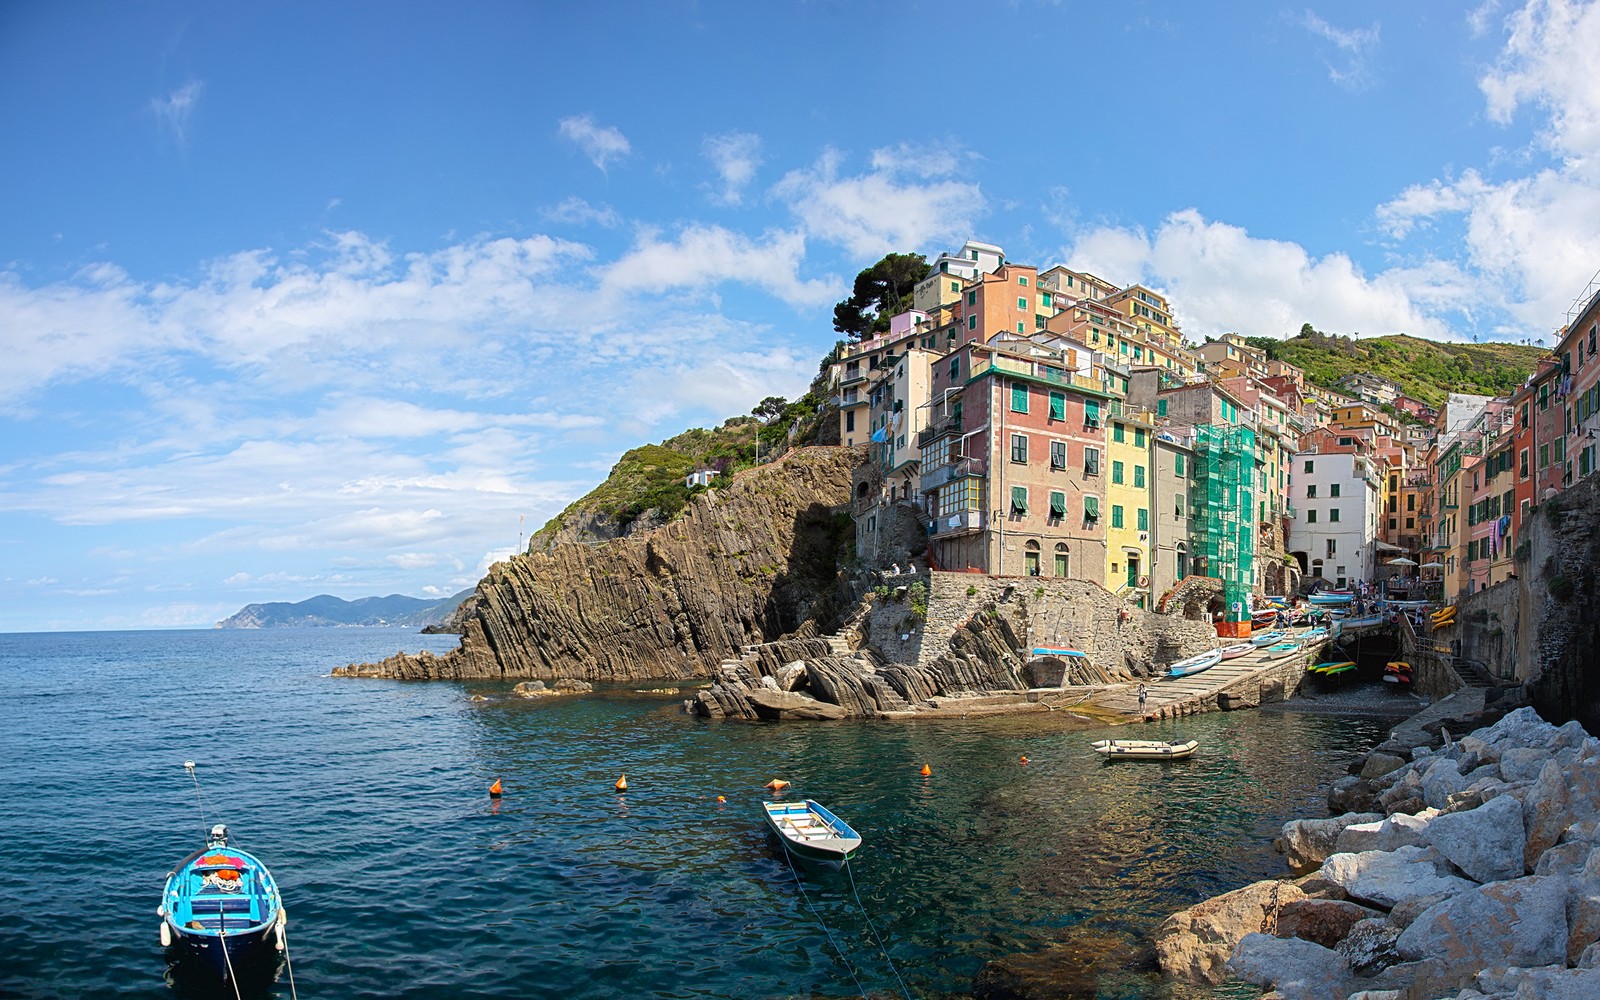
[{"left": 1137, "top": 682, "right": 1148, "bottom": 716}]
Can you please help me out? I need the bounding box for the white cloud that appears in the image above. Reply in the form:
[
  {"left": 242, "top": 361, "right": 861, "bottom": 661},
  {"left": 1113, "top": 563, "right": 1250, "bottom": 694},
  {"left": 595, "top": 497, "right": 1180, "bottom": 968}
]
[
  {"left": 557, "top": 114, "right": 631, "bottom": 171},
  {"left": 600, "top": 225, "right": 839, "bottom": 308},
  {"left": 1480, "top": 0, "right": 1600, "bottom": 163},
  {"left": 703, "top": 132, "right": 763, "bottom": 205},
  {"left": 1371, "top": 0, "right": 1600, "bottom": 334},
  {"left": 542, "top": 196, "right": 621, "bottom": 228},
  {"left": 150, "top": 81, "right": 203, "bottom": 144},
  {"left": 1300, "top": 10, "right": 1382, "bottom": 92},
  {"left": 774, "top": 147, "right": 986, "bottom": 260},
  {"left": 1064, "top": 209, "right": 1454, "bottom": 341}
]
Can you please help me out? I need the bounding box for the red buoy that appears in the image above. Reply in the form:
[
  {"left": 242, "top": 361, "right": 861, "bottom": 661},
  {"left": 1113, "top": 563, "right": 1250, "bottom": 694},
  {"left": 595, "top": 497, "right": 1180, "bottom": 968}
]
[{"left": 488, "top": 779, "right": 503, "bottom": 798}]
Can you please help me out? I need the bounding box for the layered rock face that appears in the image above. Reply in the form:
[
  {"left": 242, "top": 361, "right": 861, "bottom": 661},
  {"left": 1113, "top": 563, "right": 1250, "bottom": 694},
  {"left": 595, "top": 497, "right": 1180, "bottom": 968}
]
[
  {"left": 1155, "top": 706, "right": 1600, "bottom": 1000},
  {"left": 335, "top": 447, "right": 860, "bottom": 682}
]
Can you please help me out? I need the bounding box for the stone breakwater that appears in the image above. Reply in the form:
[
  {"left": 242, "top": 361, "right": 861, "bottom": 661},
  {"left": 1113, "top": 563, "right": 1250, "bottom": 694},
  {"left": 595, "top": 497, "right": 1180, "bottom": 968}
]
[{"left": 1154, "top": 705, "right": 1600, "bottom": 999}]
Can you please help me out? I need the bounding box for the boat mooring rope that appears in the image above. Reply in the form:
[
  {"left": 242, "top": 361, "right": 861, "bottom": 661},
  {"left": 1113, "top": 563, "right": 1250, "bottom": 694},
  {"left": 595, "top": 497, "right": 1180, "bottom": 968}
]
[
  {"left": 843, "top": 858, "right": 915, "bottom": 1000},
  {"left": 781, "top": 848, "right": 869, "bottom": 999},
  {"left": 184, "top": 761, "right": 215, "bottom": 841},
  {"left": 282, "top": 924, "right": 300, "bottom": 1000},
  {"left": 217, "top": 928, "right": 243, "bottom": 1000}
]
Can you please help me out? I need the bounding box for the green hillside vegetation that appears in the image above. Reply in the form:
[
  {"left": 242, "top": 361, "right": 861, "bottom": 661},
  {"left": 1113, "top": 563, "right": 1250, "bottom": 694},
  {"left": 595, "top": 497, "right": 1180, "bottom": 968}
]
[
  {"left": 1246, "top": 326, "right": 1548, "bottom": 408},
  {"left": 531, "top": 364, "right": 840, "bottom": 547}
]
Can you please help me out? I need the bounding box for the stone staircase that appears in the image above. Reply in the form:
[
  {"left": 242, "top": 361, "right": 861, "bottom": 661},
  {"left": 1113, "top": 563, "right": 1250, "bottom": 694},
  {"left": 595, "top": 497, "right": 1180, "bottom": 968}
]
[{"left": 1451, "top": 656, "right": 1495, "bottom": 689}]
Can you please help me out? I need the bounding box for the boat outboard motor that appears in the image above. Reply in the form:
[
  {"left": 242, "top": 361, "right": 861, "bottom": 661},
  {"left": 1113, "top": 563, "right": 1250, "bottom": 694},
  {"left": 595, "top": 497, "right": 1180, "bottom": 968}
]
[{"left": 207, "top": 823, "right": 230, "bottom": 847}]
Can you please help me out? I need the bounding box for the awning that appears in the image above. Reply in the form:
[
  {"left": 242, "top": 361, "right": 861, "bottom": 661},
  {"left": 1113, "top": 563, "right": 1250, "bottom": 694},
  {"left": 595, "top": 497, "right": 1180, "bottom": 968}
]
[{"left": 1374, "top": 540, "right": 1404, "bottom": 552}]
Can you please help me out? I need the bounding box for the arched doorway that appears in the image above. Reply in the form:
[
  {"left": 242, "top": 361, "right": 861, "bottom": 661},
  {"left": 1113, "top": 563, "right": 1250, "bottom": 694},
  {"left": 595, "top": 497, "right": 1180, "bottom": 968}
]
[
  {"left": 1053, "top": 542, "right": 1069, "bottom": 578},
  {"left": 1024, "top": 539, "right": 1041, "bottom": 577}
]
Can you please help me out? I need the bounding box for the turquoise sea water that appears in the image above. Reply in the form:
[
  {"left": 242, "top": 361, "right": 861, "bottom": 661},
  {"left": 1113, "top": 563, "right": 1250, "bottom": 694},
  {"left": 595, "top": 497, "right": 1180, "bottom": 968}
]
[{"left": 0, "top": 629, "right": 1392, "bottom": 999}]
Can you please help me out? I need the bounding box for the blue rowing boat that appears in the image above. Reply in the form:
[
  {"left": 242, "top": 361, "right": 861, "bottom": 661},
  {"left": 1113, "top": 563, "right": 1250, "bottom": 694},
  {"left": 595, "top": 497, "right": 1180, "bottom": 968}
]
[
  {"left": 763, "top": 799, "right": 862, "bottom": 865},
  {"left": 159, "top": 820, "right": 284, "bottom": 982}
]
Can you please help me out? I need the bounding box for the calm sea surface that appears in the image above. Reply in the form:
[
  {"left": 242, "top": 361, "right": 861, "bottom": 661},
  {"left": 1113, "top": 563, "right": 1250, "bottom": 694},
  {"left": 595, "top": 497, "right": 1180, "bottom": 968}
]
[{"left": 0, "top": 628, "right": 1394, "bottom": 999}]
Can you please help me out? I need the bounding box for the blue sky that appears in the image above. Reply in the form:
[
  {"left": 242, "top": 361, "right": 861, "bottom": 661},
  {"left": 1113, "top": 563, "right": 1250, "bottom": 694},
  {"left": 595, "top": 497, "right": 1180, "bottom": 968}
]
[{"left": 2, "top": 1, "right": 1598, "bottom": 631}]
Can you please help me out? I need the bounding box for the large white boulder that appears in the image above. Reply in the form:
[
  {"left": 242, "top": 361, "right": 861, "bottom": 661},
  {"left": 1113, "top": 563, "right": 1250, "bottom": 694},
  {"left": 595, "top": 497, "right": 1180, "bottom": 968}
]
[
  {"left": 1320, "top": 846, "right": 1476, "bottom": 910},
  {"left": 1395, "top": 874, "right": 1568, "bottom": 969},
  {"left": 1425, "top": 793, "right": 1526, "bottom": 884},
  {"left": 1335, "top": 812, "right": 1435, "bottom": 855},
  {"left": 1228, "top": 932, "right": 1355, "bottom": 1000},
  {"left": 1282, "top": 813, "right": 1383, "bottom": 871}
]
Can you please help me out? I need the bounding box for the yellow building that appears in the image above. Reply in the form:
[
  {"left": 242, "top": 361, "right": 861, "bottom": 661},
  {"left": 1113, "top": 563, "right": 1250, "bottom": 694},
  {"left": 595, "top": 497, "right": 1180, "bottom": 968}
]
[{"left": 1105, "top": 411, "right": 1156, "bottom": 604}]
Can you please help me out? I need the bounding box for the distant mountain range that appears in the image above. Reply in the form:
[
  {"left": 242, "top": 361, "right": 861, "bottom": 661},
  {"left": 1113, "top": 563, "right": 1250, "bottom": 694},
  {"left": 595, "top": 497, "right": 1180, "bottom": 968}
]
[{"left": 214, "top": 591, "right": 474, "bottom": 629}]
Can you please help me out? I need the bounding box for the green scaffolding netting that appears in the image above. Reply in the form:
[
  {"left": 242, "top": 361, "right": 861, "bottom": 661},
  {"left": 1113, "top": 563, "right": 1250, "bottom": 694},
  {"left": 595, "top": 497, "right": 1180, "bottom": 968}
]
[{"left": 1191, "top": 425, "right": 1256, "bottom": 621}]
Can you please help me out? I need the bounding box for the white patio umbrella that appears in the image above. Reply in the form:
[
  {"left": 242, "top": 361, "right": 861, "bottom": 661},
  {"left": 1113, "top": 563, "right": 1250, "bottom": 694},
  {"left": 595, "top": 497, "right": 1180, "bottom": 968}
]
[{"left": 1386, "top": 557, "right": 1418, "bottom": 566}]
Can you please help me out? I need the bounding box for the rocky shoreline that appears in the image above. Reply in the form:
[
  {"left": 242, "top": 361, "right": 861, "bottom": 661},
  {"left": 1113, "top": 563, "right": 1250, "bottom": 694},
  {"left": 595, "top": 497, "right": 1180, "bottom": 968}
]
[{"left": 1151, "top": 697, "right": 1600, "bottom": 999}]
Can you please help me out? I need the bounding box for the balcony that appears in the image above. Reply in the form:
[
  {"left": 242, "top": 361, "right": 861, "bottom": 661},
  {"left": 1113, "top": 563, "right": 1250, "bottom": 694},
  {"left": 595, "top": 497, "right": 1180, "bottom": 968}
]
[
  {"left": 920, "top": 458, "right": 987, "bottom": 490},
  {"left": 916, "top": 417, "right": 962, "bottom": 449},
  {"left": 931, "top": 508, "right": 985, "bottom": 536}
]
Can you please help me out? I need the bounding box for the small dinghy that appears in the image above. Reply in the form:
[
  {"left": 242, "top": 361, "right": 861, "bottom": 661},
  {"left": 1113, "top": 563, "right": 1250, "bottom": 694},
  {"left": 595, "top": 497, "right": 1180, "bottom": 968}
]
[
  {"left": 1298, "top": 627, "right": 1331, "bottom": 643},
  {"left": 762, "top": 799, "right": 862, "bottom": 865},
  {"left": 160, "top": 823, "right": 285, "bottom": 981},
  {"left": 1250, "top": 629, "right": 1287, "bottom": 647},
  {"left": 1091, "top": 738, "right": 1199, "bottom": 760},
  {"left": 1166, "top": 649, "right": 1222, "bottom": 678},
  {"left": 1264, "top": 640, "right": 1301, "bottom": 659},
  {"left": 1219, "top": 643, "right": 1253, "bottom": 660}
]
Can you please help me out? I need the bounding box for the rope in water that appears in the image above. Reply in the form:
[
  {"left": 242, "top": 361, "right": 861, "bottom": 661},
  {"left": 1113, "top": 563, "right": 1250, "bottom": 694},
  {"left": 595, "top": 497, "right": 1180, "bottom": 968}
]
[
  {"left": 843, "top": 857, "right": 915, "bottom": 1000},
  {"left": 781, "top": 848, "right": 868, "bottom": 1000},
  {"left": 282, "top": 921, "right": 299, "bottom": 1000}
]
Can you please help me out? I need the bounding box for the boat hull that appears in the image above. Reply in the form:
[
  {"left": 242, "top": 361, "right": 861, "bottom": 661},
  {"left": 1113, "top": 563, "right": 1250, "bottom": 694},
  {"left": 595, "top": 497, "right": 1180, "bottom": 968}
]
[
  {"left": 160, "top": 841, "right": 282, "bottom": 983},
  {"left": 763, "top": 800, "right": 861, "bottom": 865},
  {"left": 1091, "top": 738, "right": 1198, "bottom": 760},
  {"left": 1167, "top": 650, "right": 1222, "bottom": 678}
]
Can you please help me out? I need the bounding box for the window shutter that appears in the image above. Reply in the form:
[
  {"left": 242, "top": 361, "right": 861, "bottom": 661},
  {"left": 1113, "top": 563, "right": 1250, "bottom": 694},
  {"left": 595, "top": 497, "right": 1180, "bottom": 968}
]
[{"left": 1011, "top": 486, "right": 1028, "bottom": 512}]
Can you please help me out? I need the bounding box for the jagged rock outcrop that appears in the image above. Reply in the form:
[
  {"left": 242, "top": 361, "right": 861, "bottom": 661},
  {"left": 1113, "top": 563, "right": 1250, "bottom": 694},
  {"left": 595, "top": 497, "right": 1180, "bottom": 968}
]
[{"left": 335, "top": 447, "right": 861, "bottom": 682}]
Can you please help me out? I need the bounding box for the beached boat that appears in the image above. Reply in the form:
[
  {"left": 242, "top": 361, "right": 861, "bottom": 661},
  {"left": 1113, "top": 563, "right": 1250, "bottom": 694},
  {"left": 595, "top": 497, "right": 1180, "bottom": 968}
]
[
  {"left": 1250, "top": 629, "right": 1287, "bottom": 647},
  {"left": 1091, "top": 738, "right": 1200, "bottom": 760},
  {"left": 1298, "top": 627, "right": 1331, "bottom": 643},
  {"left": 1166, "top": 649, "right": 1223, "bottom": 678},
  {"left": 1308, "top": 660, "right": 1355, "bottom": 674},
  {"left": 762, "top": 799, "right": 862, "bottom": 865},
  {"left": 1319, "top": 663, "right": 1356, "bottom": 678},
  {"left": 1251, "top": 609, "right": 1279, "bottom": 626},
  {"left": 1219, "top": 643, "right": 1253, "bottom": 659},
  {"left": 1336, "top": 614, "right": 1385, "bottom": 630},
  {"left": 1264, "top": 640, "right": 1301, "bottom": 659},
  {"left": 159, "top": 823, "right": 284, "bottom": 981},
  {"left": 1308, "top": 591, "right": 1354, "bottom": 606},
  {"left": 1030, "top": 647, "right": 1088, "bottom": 659}
]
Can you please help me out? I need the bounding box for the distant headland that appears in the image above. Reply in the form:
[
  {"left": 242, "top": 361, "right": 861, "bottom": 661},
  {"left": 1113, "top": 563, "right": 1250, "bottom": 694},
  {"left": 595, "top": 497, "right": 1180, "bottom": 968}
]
[{"left": 214, "top": 591, "right": 472, "bottom": 629}]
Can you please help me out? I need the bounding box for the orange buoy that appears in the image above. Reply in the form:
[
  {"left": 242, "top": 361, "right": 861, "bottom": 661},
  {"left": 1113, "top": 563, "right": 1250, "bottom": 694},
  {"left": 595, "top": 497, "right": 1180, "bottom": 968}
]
[
  {"left": 488, "top": 779, "right": 503, "bottom": 798},
  {"left": 1020, "top": 755, "right": 1029, "bottom": 765},
  {"left": 716, "top": 795, "right": 726, "bottom": 803},
  {"left": 920, "top": 764, "right": 932, "bottom": 777},
  {"left": 764, "top": 778, "right": 790, "bottom": 791},
  {"left": 615, "top": 774, "right": 628, "bottom": 792}
]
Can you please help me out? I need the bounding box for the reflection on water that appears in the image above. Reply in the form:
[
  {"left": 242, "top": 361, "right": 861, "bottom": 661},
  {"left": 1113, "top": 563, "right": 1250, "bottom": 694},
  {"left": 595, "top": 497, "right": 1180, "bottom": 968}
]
[{"left": 0, "top": 630, "right": 1389, "bottom": 999}]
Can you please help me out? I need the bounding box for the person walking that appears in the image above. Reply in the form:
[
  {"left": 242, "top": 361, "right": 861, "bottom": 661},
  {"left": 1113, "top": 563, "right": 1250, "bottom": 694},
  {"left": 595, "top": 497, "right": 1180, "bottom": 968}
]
[{"left": 1137, "top": 682, "right": 1148, "bottom": 716}]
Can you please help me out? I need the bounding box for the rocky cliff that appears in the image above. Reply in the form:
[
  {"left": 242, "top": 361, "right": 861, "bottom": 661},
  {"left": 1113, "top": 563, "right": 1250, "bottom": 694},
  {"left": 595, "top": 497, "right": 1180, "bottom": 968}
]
[{"left": 334, "top": 447, "right": 861, "bottom": 682}]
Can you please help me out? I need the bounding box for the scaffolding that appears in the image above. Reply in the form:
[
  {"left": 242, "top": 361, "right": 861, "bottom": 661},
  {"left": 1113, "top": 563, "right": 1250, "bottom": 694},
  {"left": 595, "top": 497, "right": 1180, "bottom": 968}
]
[{"left": 1191, "top": 425, "right": 1257, "bottom": 623}]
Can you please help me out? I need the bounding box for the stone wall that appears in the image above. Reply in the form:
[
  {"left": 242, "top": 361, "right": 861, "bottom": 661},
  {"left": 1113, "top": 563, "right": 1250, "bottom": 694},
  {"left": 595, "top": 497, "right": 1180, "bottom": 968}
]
[
  {"left": 1456, "top": 579, "right": 1521, "bottom": 683},
  {"left": 918, "top": 571, "right": 1215, "bottom": 679},
  {"left": 1398, "top": 615, "right": 1465, "bottom": 702}
]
